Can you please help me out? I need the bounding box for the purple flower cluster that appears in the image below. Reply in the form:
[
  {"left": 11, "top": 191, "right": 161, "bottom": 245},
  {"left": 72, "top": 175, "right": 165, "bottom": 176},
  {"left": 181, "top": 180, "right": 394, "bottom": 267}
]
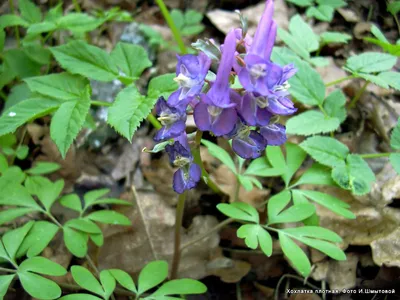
[{"left": 154, "top": 0, "right": 297, "bottom": 194}]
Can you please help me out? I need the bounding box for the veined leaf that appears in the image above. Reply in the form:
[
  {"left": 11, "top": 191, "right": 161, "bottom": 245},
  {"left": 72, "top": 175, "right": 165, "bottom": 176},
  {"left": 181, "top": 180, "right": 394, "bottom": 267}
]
[
  {"left": 295, "top": 163, "right": 336, "bottom": 186},
  {"left": 286, "top": 111, "right": 340, "bottom": 136},
  {"left": 345, "top": 52, "right": 397, "bottom": 74},
  {"left": 390, "top": 153, "right": 400, "bottom": 175},
  {"left": 288, "top": 15, "right": 319, "bottom": 53},
  {"left": 57, "top": 13, "right": 103, "bottom": 33},
  {"left": 378, "top": 71, "right": 400, "bottom": 90},
  {"left": 63, "top": 227, "right": 88, "bottom": 258},
  {"left": 0, "top": 15, "right": 29, "bottom": 28},
  {"left": 323, "top": 89, "right": 347, "bottom": 123},
  {"left": 19, "top": 0, "right": 42, "bottom": 24}
]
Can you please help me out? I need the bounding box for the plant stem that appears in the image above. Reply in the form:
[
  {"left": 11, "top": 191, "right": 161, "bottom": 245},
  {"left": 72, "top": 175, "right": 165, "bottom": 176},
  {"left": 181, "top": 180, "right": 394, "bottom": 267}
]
[
  {"left": 86, "top": 254, "right": 117, "bottom": 300},
  {"left": 8, "top": 0, "right": 20, "bottom": 47},
  {"left": 90, "top": 100, "right": 112, "bottom": 107},
  {"left": 170, "top": 191, "right": 187, "bottom": 279},
  {"left": 348, "top": 80, "right": 370, "bottom": 109},
  {"left": 359, "top": 152, "right": 391, "bottom": 159},
  {"left": 0, "top": 267, "right": 16, "bottom": 273},
  {"left": 181, "top": 218, "right": 234, "bottom": 250},
  {"left": 274, "top": 274, "right": 321, "bottom": 300},
  {"left": 325, "top": 75, "right": 354, "bottom": 87},
  {"left": 318, "top": 104, "right": 329, "bottom": 117},
  {"left": 72, "top": 0, "right": 81, "bottom": 12},
  {"left": 155, "top": 0, "right": 187, "bottom": 54},
  {"left": 234, "top": 176, "right": 240, "bottom": 202},
  {"left": 236, "top": 282, "right": 242, "bottom": 300},
  {"left": 147, "top": 113, "right": 162, "bottom": 129}
]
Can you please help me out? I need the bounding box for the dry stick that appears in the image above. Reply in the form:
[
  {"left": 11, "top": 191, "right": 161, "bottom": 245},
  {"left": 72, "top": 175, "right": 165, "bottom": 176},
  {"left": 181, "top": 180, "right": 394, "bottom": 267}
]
[{"left": 170, "top": 191, "right": 187, "bottom": 279}]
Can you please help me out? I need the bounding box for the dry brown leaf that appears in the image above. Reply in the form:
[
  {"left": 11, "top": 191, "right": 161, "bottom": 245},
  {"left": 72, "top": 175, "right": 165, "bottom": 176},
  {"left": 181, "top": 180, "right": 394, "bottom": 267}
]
[{"left": 371, "top": 227, "right": 400, "bottom": 268}]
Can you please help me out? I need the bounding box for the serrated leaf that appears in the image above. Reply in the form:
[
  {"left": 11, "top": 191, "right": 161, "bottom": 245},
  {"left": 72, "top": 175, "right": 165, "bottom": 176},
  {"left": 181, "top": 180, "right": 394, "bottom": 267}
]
[
  {"left": 306, "top": 5, "right": 334, "bottom": 22},
  {"left": 25, "top": 73, "right": 89, "bottom": 100},
  {"left": 278, "top": 232, "right": 311, "bottom": 276},
  {"left": 0, "top": 97, "right": 62, "bottom": 136},
  {"left": 19, "top": 0, "right": 42, "bottom": 24},
  {"left": 288, "top": 15, "right": 319, "bottom": 53},
  {"left": 323, "top": 89, "right": 347, "bottom": 123},
  {"left": 26, "top": 162, "right": 61, "bottom": 175},
  {"left": 138, "top": 261, "right": 168, "bottom": 295},
  {"left": 295, "top": 189, "right": 355, "bottom": 218},
  {"left": 358, "top": 73, "right": 389, "bottom": 89},
  {"left": 4, "top": 83, "right": 32, "bottom": 111},
  {"left": 378, "top": 71, "right": 400, "bottom": 90},
  {"left": 271, "top": 48, "right": 325, "bottom": 106},
  {"left": 300, "top": 136, "right": 349, "bottom": 167},
  {"left": 18, "top": 271, "right": 61, "bottom": 300},
  {"left": 19, "top": 257, "right": 67, "bottom": 276},
  {"left": 147, "top": 73, "right": 179, "bottom": 100},
  {"left": 86, "top": 211, "right": 131, "bottom": 225},
  {"left": 277, "top": 28, "right": 310, "bottom": 61},
  {"left": 286, "top": 111, "right": 340, "bottom": 136},
  {"left": 152, "top": 278, "right": 207, "bottom": 297},
  {"left": 320, "top": 32, "right": 351, "bottom": 44},
  {"left": 57, "top": 13, "right": 103, "bottom": 33},
  {"left": 107, "top": 85, "right": 152, "bottom": 141},
  {"left": 50, "top": 87, "right": 91, "bottom": 158},
  {"left": 111, "top": 43, "right": 152, "bottom": 78},
  {"left": 332, "top": 154, "right": 376, "bottom": 195},
  {"left": 63, "top": 227, "right": 87, "bottom": 258},
  {"left": 50, "top": 41, "right": 118, "bottom": 81},
  {"left": 281, "top": 226, "right": 342, "bottom": 243},
  {"left": 237, "top": 224, "right": 273, "bottom": 256},
  {"left": 3, "top": 221, "right": 34, "bottom": 260},
  {"left": 217, "top": 202, "right": 259, "bottom": 223},
  {"left": 390, "top": 153, "right": 400, "bottom": 175},
  {"left": 345, "top": 52, "right": 397, "bottom": 74},
  {"left": 0, "top": 15, "right": 29, "bottom": 28},
  {"left": 201, "top": 139, "right": 236, "bottom": 174},
  {"left": 3, "top": 49, "right": 42, "bottom": 78},
  {"left": 18, "top": 221, "right": 59, "bottom": 257},
  {"left": 71, "top": 266, "right": 104, "bottom": 297},
  {"left": 109, "top": 269, "right": 137, "bottom": 293}
]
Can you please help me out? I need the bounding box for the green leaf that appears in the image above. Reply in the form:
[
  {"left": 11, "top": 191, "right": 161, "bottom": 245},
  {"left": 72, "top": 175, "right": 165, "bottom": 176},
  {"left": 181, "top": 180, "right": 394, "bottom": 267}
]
[
  {"left": 283, "top": 143, "right": 307, "bottom": 186},
  {"left": 18, "top": 271, "right": 61, "bottom": 300},
  {"left": 25, "top": 73, "right": 89, "bottom": 100},
  {"left": 107, "top": 85, "right": 152, "bottom": 141},
  {"left": 0, "top": 154, "right": 7, "bottom": 173},
  {"left": 111, "top": 43, "right": 152, "bottom": 78},
  {"left": 18, "top": 221, "right": 59, "bottom": 257},
  {"left": 201, "top": 139, "right": 237, "bottom": 174},
  {"left": 57, "top": 13, "right": 103, "bottom": 33},
  {"left": 50, "top": 87, "right": 91, "bottom": 158},
  {"left": 90, "top": 233, "right": 104, "bottom": 247},
  {"left": 63, "top": 227, "right": 88, "bottom": 258},
  {"left": 317, "top": 0, "right": 346, "bottom": 8},
  {"left": 309, "top": 56, "right": 330, "bottom": 67},
  {"left": 323, "top": 89, "right": 347, "bottom": 123},
  {"left": 390, "top": 153, "right": 400, "bottom": 175},
  {"left": 0, "top": 274, "right": 15, "bottom": 297},
  {"left": 19, "top": 257, "right": 67, "bottom": 276},
  {"left": 2, "top": 221, "right": 34, "bottom": 259},
  {"left": 0, "top": 15, "right": 29, "bottom": 28},
  {"left": 50, "top": 41, "right": 118, "bottom": 82},
  {"left": 0, "top": 29, "right": 5, "bottom": 52},
  {"left": 0, "top": 166, "right": 26, "bottom": 184},
  {"left": 378, "top": 71, "right": 400, "bottom": 90},
  {"left": 358, "top": 73, "right": 389, "bottom": 89},
  {"left": 306, "top": 5, "right": 334, "bottom": 21},
  {"left": 0, "top": 182, "right": 40, "bottom": 209},
  {"left": 237, "top": 174, "right": 253, "bottom": 191},
  {"left": 278, "top": 232, "right": 311, "bottom": 276},
  {"left": 288, "top": 15, "right": 319, "bottom": 53},
  {"left": 138, "top": 261, "right": 168, "bottom": 295},
  {"left": 100, "top": 270, "right": 116, "bottom": 300},
  {"left": 237, "top": 224, "right": 272, "bottom": 256},
  {"left": 152, "top": 279, "right": 207, "bottom": 297},
  {"left": 271, "top": 48, "right": 325, "bottom": 106},
  {"left": 71, "top": 266, "right": 104, "bottom": 297},
  {"left": 281, "top": 226, "right": 342, "bottom": 243},
  {"left": 170, "top": 9, "right": 185, "bottom": 29},
  {"left": 22, "top": 43, "right": 50, "bottom": 65},
  {"left": 84, "top": 189, "right": 110, "bottom": 207},
  {"left": 388, "top": 1, "right": 400, "bottom": 15},
  {"left": 65, "top": 219, "right": 102, "bottom": 234},
  {"left": 26, "top": 162, "right": 61, "bottom": 175},
  {"left": 109, "top": 269, "right": 137, "bottom": 293},
  {"left": 295, "top": 163, "right": 336, "bottom": 186},
  {"left": 345, "top": 52, "right": 397, "bottom": 74},
  {"left": 59, "top": 294, "right": 103, "bottom": 300},
  {"left": 300, "top": 136, "right": 349, "bottom": 167},
  {"left": 3, "top": 49, "right": 42, "bottom": 78},
  {"left": 60, "top": 194, "right": 83, "bottom": 213},
  {"left": 286, "top": 0, "right": 313, "bottom": 7},
  {"left": 295, "top": 189, "right": 355, "bottom": 219},
  {"left": 147, "top": 73, "right": 179, "bottom": 100},
  {"left": 185, "top": 10, "right": 203, "bottom": 24},
  {"left": 16, "top": 145, "right": 29, "bottom": 160},
  {"left": 294, "top": 236, "right": 346, "bottom": 260},
  {"left": 181, "top": 24, "right": 205, "bottom": 36},
  {"left": 0, "top": 97, "right": 62, "bottom": 136},
  {"left": 4, "top": 83, "right": 32, "bottom": 111},
  {"left": 0, "top": 207, "right": 36, "bottom": 226},
  {"left": 86, "top": 211, "right": 131, "bottom": 225},
  {"left": 244, "top": 157, "right": 283, "bottom": 177},
  {"left": 25, "top": 176, "right": 64, "bottom": 211},
  {"left": 19, "top": 0, "right": 42, "bottom": 24},
  {"left": 267, "top": 190, "right": 291, "bottom": 220},
  {"left": 216, "top": 202, "right": 259, "bottom": 223},
  {"left": 27, "top": 22, "right": 57, "bottom": 35},
  {"left": 266, "top": 146, "right": 286, "bottom": 170},
  {"left": 88, "top": 198, "right": 131, "bottom": 207},
  {"left": 286, "top": 111, "right": 340, "bottom": 136},
  {"left": 332, "top": 154, "right": 376, "bottom": 195},
  {"left": 277, "top": 28, "right": 310, "bottom": 61},
  {"left": 320, "top": 32, "right": 351, "bottom": 44},
  {"left": 268, "top": 204, "right": 316, "bottom": 225}
]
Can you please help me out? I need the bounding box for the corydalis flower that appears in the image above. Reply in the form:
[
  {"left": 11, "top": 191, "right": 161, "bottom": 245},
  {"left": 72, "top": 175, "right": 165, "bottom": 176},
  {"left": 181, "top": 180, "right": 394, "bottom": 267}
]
[
  {"left": 260, "top": 123, "right": 286, "bottom": 146},
  {"left": 165, "top": 140, "right": 201, "bottom": 194},
  {"left": 154, "top": 95, "right": 187, "bottom": 142},
  {"left": 194, "top": 30, "right": 238, "bottom": 136},
  {"left": 228, "top": 122, "right": 267, "bottom": 159},
  {"left": 170, "top": 52, "right": 211, "bottom": 106}
]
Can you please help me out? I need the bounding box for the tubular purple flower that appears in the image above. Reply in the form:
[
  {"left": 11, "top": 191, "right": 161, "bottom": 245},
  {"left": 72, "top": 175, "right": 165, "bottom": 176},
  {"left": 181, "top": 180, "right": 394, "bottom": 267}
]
[
  {"left": 250, "top": 0, "right": 274, "bottom": 58},
  {"left": 165, "top": 138, "right": 201, "bottom": 194},
  {"left": 228, "top": 122, "right": 267, "bottom": 159},
  {"left": 154, "top": 95, "right": 187, "bottom": 142},
  {"left": 194, "top": 30, "right": 238, "bottom": 136},
  {"left": 170, "top": 52, "right": 211, "bottom": 106},
  {"left": 260, "top": 123, "right": 287, "bottom": 146}
]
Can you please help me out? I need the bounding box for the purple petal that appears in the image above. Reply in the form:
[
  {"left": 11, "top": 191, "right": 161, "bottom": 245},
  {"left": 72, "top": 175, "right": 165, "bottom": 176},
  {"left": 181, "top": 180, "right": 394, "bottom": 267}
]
[
  {"left": 189, "top": 163, "right": 201, "bottom": 185},
  {"left": 172, "top": 164, "right": 201, "bottom": 194},
  {"left": 260, "top": 124, "right": 287, "bottom": 145},
  {"left": 232, "top": 131, "right": 267, "bottom": 159},
  {"left": 267, "top": 63, "right": 283, "bottom": 89},
  {"left": 173, "top": 168, "right": 186, "bottom": 194},
  {"left": 154, "top": 120, "right": 186, "bottom": 141},
  {"left": 267, "top": 96, "right": 297, "bottom": 115},
  {"left": 194, "top": 101, "right": 212, "bottom": 132},
  {"left": 250, "top": 0, "right": 274, "bottom": 58},
  {"left": 211, "top": 106, "right": 238, "bottom": 136},
  {"left": 156, "top": 97, "right": 168, "bottom": 115},
  {"left": 264, "top": 21, "right": 277, "bottom": 60},
  {"left": 167, "top": 90, "right": 186, "bottom": 108},
  {"left": 238, "top": 93, "right": 258, "bottom": 126}
]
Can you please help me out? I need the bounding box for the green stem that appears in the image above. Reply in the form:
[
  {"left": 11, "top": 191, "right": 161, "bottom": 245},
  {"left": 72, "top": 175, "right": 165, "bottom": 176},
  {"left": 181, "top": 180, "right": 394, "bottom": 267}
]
[
  {"left": 45, "top": 211, "right": 63, "bottom": 228},
  {"left": 147, "top": 113, "right": 162, "bottom": 129},
  {"left": 9, "top": 0, "right": 20, "bottom": 47},
  {"left": 117, "top": 75, "right": 134, "bottom": 85},
  {"left": 0, "top": 267, "right": 17, "bottom": 273},
  {"left": 234, "top": 176, "right": 240, "bottom": 203},
  {"left": 236, "top": 282, "right": 242, "bottom": 300},
  {"left": 170, "top": 191, "right": 187, "bottom": 279},
  {"left": 180, "top": 218, "right": 234, "bottom": 250},
  {"left": 155, "top": 0, "right": 187, "bottom": 54},
  {"left": 318, "top": 104, "right": 328, "bottom": 117},
  {"left": 325, "top": 75, "right": 354, "bottom": 87},
  {"left": 72, "top": 0, "right": 81, "bottom": 12},
  {"left": 348, "top": 80, "right": 370, "bottom": 109},
  {"left": 359, "top": 152, "right": 390, "bottom": 159},
  {"left": 90, "top": 100, "right": 112, "bottom": 107}
]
